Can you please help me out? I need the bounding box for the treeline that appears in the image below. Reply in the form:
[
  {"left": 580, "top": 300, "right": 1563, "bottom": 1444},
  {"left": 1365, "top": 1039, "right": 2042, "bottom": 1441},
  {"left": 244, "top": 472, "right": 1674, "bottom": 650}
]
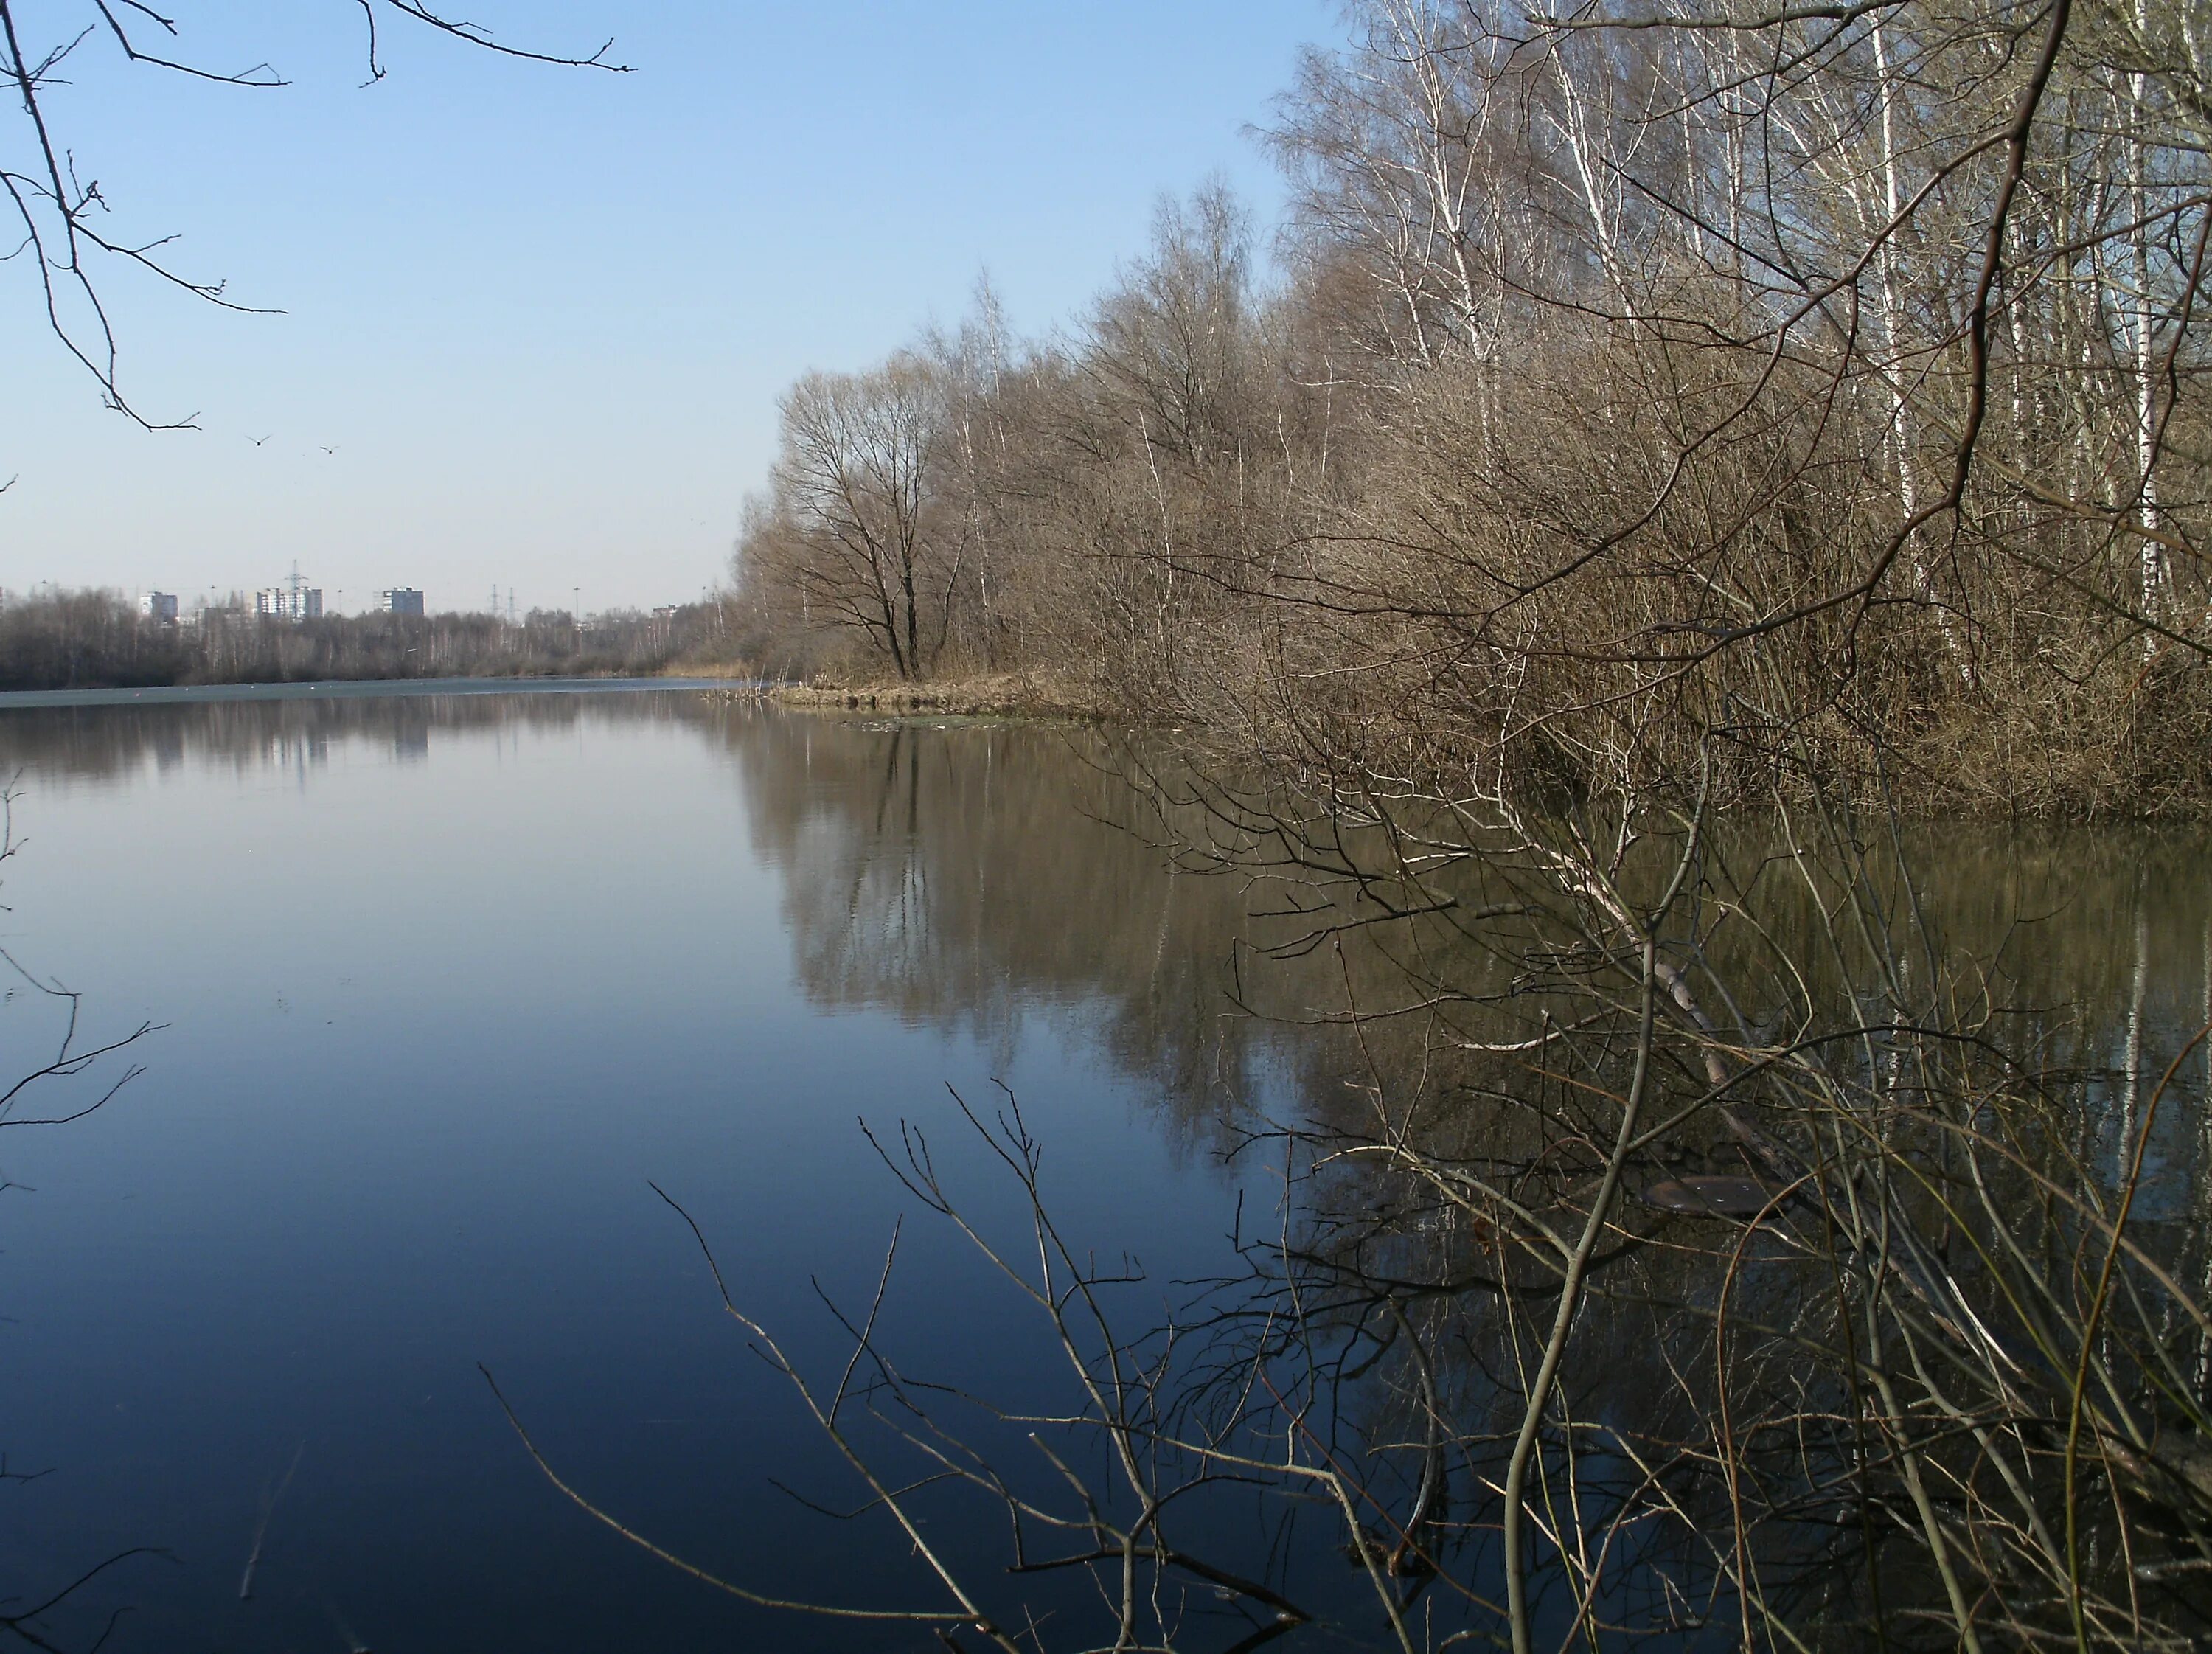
[
  {"left": 0, "top": 589, "right": 746, "bottom": 690},
  {"left": 733, "top": 0, "right": 2212, "bottom": 816},
  {"left": 712, "top": 7, "right": 2212, "bottom": 1648}
]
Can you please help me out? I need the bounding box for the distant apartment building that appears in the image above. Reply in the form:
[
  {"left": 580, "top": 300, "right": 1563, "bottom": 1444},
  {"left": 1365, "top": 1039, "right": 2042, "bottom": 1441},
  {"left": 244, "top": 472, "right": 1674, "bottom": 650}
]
[
  {"left": 380, "top": 588, "right": 425, "bottom": 617},
  {"left": 146, "top": 591, "right": 179, "bottom": 625},
  {"left": 254, "top": 585, "right": 324, "bottom": 621}
]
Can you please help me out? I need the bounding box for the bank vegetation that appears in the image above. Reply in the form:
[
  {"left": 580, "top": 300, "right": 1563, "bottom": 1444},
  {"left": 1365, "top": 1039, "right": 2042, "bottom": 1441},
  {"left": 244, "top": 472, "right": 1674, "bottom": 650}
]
[
  {"left": 735, "top": 0, "right": 2212, "bottom": 822},
  {"left": 613, "top": 4, "right": 2212, "bottom": 1653}
]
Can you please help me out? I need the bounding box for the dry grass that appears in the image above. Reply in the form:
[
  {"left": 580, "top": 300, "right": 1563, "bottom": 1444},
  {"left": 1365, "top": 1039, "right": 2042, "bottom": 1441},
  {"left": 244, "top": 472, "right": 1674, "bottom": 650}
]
[{"left": 767, "top": 670, "right": 1103, "bottom": 720}]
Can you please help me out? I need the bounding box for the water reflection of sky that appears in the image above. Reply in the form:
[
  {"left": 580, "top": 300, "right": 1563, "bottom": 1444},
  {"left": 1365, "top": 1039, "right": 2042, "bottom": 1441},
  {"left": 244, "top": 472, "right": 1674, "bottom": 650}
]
[
  {"left": 2, "top": 686, "right": 2208, "bottom": 1651},
  {"left": 0, "top": 687, "right": 1278, "bottom": 1653}
]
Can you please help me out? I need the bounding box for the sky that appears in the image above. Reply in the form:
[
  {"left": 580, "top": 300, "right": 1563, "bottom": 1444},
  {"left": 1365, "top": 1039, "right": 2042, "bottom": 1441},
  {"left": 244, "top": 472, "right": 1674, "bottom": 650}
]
[{"left": 0, "top": 1, "right": 1340, "bottom": 616}]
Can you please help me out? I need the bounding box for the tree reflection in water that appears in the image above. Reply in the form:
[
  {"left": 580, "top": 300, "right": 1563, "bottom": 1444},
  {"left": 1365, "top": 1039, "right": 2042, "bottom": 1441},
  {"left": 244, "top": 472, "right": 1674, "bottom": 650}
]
[
  {"left": 687, "top": 703, "right": 2212, "bottom": 1653},
  {"left": 11, "top": 692, "right": 2212, "bottom": 1649}
]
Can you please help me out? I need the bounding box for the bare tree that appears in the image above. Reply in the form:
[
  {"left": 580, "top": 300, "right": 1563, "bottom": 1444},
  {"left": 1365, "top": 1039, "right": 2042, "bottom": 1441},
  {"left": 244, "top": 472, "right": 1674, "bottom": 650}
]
[
  {"left": 679, "top": 4, "right": 2212, "bottom": 1648},
  {"left": 0, "top": 786, "right": 159, "bottom": 1652},
  {"left": 1, "top": 2, "right": 627, "bottom": 427},
  {"left": 741, "top": 355, "right": 970, "bottom": 681}
]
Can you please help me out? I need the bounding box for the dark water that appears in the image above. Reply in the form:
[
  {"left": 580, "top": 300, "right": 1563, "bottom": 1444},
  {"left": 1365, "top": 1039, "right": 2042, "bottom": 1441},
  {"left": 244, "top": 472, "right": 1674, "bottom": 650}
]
[
  {"left": 0, "top": 686, "right": 1308, "bottom": 1653},
  {"left": 4, "top": 684, "right": 2211, "bottom": 1652}
]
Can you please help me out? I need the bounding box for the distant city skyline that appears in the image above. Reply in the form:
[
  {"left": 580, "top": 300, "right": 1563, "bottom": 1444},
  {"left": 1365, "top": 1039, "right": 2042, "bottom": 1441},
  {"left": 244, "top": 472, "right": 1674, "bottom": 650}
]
[
  {"left": 0, "top": 2, "right": 1335, "bottom": 612},
  {"left": 12, "top": 572, "right": 634, "bottom": 620},
  {"left": 94, "top": 578, "right": 615, "bottom": 620}
]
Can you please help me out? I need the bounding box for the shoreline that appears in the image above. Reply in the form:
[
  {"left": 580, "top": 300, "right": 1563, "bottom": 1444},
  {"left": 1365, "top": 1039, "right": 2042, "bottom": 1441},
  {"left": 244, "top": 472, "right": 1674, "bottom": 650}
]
[{"left": 759, "top": 672, "right": 1102, "bottom": 720}]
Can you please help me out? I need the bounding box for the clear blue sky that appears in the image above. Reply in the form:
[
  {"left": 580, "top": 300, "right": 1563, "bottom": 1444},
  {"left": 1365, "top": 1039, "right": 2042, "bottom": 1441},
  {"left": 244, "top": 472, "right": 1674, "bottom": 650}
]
[{"left": 0, "top": 1, "right": 1338, "bottom": 616}]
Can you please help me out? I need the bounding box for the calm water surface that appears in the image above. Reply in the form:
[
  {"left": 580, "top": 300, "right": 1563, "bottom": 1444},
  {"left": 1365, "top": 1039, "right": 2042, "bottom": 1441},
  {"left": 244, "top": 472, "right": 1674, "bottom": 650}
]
[
  {"left": 0, "top": 685, "right": 1300, "bottom": 1652},
  {"left": 4, "top": 684, "right": 2211, "bottom": 1652}
]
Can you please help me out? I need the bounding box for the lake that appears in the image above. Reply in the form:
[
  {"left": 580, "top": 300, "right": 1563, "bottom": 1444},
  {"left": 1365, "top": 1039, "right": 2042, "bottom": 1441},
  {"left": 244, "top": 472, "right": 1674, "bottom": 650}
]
[
  {"left": 3, "top": 684, "right": 2209, "bottom": 1652},
  {"left": 0, "top": 684, "right": 1340, "bottom": 1652}
]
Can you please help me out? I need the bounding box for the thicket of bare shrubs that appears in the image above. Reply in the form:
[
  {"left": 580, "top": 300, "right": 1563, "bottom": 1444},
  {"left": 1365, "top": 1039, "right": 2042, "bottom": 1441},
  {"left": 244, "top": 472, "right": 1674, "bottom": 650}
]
[
  {"left": 512, "top": 4, "right": 2212, "bottom": 1650},
  {"left": 735, "top": 0, "right": 2212, "bottom": 822}
]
